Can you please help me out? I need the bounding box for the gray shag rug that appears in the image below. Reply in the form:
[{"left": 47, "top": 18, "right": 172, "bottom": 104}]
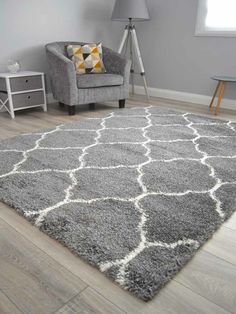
[{"left": 0, "top": 106, "right": 235, "bottom": 301}]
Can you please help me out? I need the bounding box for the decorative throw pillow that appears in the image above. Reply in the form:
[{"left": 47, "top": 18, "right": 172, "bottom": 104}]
[{"left": 67, "top": 43, "right": 106, "bottom": 74}]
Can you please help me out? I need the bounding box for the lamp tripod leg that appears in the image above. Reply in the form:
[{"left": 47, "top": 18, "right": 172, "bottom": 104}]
[
  {"left": 129, "top": 29, "right": 135, "bottom": 95},
  {"left": 130, "top": 27, "right": 150, "bottom": 101},
  {"left": 118, "top": 26, "right": 135, "bottom": 96},
  {"left": 141, "top": 74, "right": 149, "bottom": 101},
  {"left": 118, "top": 27, "right": 129, "bottom": 54}
]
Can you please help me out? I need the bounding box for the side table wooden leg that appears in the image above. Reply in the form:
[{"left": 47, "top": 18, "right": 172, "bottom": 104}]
[
  {"left": 215, "top": 82, "right": 226, "bottom": 115},
  {"left": 209, "top": 81, "right": 221, "bottom": 109}
]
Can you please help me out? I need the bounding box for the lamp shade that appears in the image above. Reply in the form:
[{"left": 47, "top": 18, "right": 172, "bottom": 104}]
[{"left": 111, "top": 0, "right": 150, "bottom": 21}]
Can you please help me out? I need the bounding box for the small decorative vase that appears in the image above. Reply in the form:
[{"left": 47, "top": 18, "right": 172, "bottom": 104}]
[{"left": 7, "top": 60, "right": 20, "bottom": 73}]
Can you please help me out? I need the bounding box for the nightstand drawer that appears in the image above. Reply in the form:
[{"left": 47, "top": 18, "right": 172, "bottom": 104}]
[
  {"left": 10, "top": 75, "right": 42, "bottom": 92},
  {"left": 12, "top": 91, "right": 44, "bottom": 109}
]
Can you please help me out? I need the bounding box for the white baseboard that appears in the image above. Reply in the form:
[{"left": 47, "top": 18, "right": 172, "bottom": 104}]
[
  {"left": 133, "top": 85, "right": 236, "bottom": 111},
  {"left": 47, "top": 87, "right": 236, "bottom": 111}
]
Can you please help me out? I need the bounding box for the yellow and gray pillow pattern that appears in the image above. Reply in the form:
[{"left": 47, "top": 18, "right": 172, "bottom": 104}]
[{"left": 67, "top": 43, "right": 106, "bottom": 74}]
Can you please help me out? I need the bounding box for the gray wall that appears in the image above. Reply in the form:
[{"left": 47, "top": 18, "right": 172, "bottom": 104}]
[
  {"left": 0, "top": 0, "right": 118, "bottom": 90},
  {"left": 1, "top": 0, "right": 236, "bottom": 100},
  {"left": 132, "top": 0, "right": 236, "bottom": 99}
]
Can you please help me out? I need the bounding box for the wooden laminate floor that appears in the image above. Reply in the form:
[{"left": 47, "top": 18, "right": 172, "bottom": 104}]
[{"left": 0, "top": 95, "right": 236, "bottom": 314}]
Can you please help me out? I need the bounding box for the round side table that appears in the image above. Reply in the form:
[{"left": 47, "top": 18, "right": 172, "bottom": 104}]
[{"left": 209, "top": 76, "right": 236, "bottom": 115}]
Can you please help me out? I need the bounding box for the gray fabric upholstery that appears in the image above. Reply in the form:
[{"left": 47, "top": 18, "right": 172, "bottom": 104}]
[
  {"left": 77, "top": 73, "right": 124, "bottom": 89},
  {"left": 45, "top": 42, "right": 131, "bottom": 106}
]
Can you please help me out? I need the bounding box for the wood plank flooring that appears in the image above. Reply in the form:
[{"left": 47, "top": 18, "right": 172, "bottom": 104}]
[
  {"left": 0, "top": 96, "right": 235, "bottom": 314},
  {"left": 0, "top": 219, "right": 86, "bottom": 314}
]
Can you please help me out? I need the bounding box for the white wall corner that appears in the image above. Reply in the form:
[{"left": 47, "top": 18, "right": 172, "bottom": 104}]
[{"left": 132, "top": 85, "right": 236, "bottom": 111}]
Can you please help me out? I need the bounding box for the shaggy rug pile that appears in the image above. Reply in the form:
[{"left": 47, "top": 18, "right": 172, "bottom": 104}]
[{"left": 0, "top": 106, "right": 235, "bottom": 300}]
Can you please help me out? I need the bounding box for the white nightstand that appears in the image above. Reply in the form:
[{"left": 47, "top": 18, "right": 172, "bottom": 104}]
[{"left": 0, "top": 71, "right": 47, "bottom": 119}]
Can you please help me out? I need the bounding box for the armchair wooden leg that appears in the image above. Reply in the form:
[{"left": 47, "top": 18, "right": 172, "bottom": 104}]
[
  {"left": 89, "top": 103, "right": 95, "bottom": 110},
  {"left": 119, "top": 99, "right": 126, "bottom": 109},
  {"left": 68, "top": 105, "right": 75, "bottom": 116},
  {"left": 59, "top": 102, "right": 65, "bottom": 108}
]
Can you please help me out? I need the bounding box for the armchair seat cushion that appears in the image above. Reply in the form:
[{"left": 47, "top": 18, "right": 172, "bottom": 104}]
[{"left": 76, "top": 73, "right": 124, "bottom": 89}]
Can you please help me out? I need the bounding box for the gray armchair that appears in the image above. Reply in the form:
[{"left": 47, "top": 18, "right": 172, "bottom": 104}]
[{"left": 45, "top": 42, "right": 131, "bottom": 115}]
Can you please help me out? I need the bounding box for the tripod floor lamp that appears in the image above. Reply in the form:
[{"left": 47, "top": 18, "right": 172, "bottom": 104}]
[{"left": 111, "top": 0, "right": 150, "bottom": 100}]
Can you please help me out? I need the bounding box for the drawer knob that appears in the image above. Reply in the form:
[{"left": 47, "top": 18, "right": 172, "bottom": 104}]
[
  {"left": 27, "top": 96, "right": 31, "bottom": 99},
  {"left": 25, "top": 79, "right": 28, "bottom": 83}
]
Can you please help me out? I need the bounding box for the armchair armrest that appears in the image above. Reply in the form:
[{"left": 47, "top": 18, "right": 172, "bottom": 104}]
[
  {"left": 103, "top": 47, "right": 131, "bottom": 85},
  {"left": 45, "top": 44, "right": 77, "bottom": 105}
]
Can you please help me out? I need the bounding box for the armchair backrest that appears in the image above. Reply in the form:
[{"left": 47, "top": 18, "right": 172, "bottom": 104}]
[
  {"left": 45, "top": 42, "right": 130, "bottom": 78},
  {"left": 45, "top": 41, "right": 112, "bottom": 59},
  {"left": 45, "top": 42, "right": 87, "bottom": 57}
]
